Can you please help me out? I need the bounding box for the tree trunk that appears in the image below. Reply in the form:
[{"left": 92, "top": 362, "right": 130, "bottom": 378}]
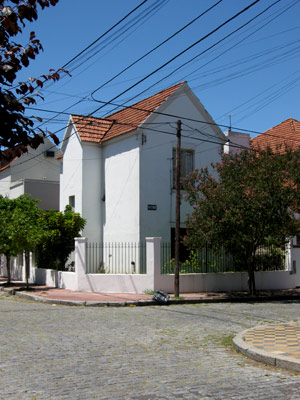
[{"left": 6, "top": 255, "right": 11, "bottom": 284}]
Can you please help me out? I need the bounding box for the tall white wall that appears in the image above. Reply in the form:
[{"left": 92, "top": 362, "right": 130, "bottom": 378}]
[
  {"left": 60, "top": 128, "right": 83, "bottom": 216},
  {"left": 139, "top": 88, "right": 224, "bottom": 242},
  {"left": 0, "top": 168, "right": 12, "bottom": 198},
  {"left": 82, "top": 143, "right": 103, "bottom": 242},
  {"left": 102, "top": 135, "right": 140, "bottom": 242}
]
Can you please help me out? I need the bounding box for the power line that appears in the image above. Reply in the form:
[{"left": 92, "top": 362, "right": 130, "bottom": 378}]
[
  {"left": 32, "top": 0, "right": 282, "bottom": 143},
  {"left": 60, "top": 0, "right": 149, "bottom": 71},
  {"left": 89, "top": 0, "right": 262, "bottom": 116},
  {"left": 61, "top": 0, "right": 168, "bottom": 80},
  {"left": 27, "top": 99, "right": 261, "bottom": 136},
  {"left": 38, "top": 0, "right": 169, "bottom": 128},
  {"left": 184, "top": 0, "right": 299, "bottom": 84},
  {"left": 90, "top": 0, "right": 224, "bottom": 98},
  {"left": 112, "top": 0, "right": 280, "bottom": 111}
]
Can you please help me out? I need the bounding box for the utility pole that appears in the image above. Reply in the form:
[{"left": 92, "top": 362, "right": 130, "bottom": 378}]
[{"left": 174, "top": 119, "right": 181, "bottom": 298}]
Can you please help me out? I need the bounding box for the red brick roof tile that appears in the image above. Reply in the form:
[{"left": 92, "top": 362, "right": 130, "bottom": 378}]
[
  {"left": 252, "top": 118, "right": 300, "bottom": 153},
  {"left": 71, "top": 82, "right": 186, "bottom": 144},
  {"left": 0, "top": 156, "right": 17, "bottom": 172}
]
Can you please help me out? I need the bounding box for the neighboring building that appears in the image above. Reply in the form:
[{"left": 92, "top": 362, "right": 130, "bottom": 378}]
[
  {"left": 252, "top": 118, "right": 300, "bottom": 152},
  {"left": 0, "top": 137, "right": 61, "bottom": 210},
  {"left": 60, "top": 81, "right": 226, "bottom": 247},
  {"left": 223, "top": 129, "right": 250, "bottom": 154}
]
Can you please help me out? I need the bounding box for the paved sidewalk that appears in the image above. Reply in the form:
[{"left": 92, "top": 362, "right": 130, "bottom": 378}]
[
  {"left": 2, "top": 278, "right": 300, "bottom": 306},
  {"left": 233, "top": 323, "right": 300, "bottom": 372}
]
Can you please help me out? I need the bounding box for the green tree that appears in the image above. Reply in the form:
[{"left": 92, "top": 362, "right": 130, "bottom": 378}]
[
  {"left": 0, "top": 194, "right": 43, "bottom": 285},
  {"left": 36, "top": 206, "right": 86, "bottom": 271},
  {"left": 0, "top": 0, "right": 68, "bottom": 160},
  {"left": 182, "top": 148, "right": 300, "bottom": 295}
]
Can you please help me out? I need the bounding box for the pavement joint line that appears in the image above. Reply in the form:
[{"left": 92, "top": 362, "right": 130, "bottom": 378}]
[{"left": 233, "top": 325, "right": 300, "bottom": 373}]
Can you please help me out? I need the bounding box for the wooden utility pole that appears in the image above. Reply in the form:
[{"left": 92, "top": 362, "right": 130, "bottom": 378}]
[{"left": 174, "top": 119, "right": 181, "bottom": 298}]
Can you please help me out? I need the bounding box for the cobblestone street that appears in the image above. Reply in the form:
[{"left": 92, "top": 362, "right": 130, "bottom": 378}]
[{"left": 1, "top": 292, "right": 300, "bottom": 399}]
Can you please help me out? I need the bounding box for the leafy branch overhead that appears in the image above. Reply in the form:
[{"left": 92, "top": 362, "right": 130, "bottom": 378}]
[{"left": 0, "top": 0, "right": 69, "bottom": 160}]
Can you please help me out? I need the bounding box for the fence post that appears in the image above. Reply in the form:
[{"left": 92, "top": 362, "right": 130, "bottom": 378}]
[
  {"left": 75, "top": 237, "right": 87, "bottom": 291},
  {"left": 146, "top": 237, "right": 161, "bottom": 291}
]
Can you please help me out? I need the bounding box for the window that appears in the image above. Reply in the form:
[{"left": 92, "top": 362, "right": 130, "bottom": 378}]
[
  {"left": 45, "top": 150, "right": 55, "bottom": 158},
  {"left": 69, "top": 195, "right": 75, "bottom": 211},
  {"left": 173, "top": 148, "right": 194, "bottom": 189}
]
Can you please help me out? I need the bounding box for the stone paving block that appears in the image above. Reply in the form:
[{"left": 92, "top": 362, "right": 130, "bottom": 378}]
[{"left": 1, "top": 292, "right": 300, "bottom": 399}]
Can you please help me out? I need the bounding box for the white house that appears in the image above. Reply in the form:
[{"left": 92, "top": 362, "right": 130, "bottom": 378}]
[
  {"left": 223, "top": 129, "right": 251, "bottom": 154},
  {"left": 0, "top": 137, "right": 61, "bottom": 210},
  {"left": 60, "top": 81, "right": 227, "bottom": 249}
]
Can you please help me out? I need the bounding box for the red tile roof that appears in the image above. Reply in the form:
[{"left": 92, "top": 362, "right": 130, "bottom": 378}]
[
  {"left": 71, "top": 82, "right": 186, "bottom": 144},
  {"left": 252, "top": 118, "right": 300, "bottom": 153},
  {"left": 0, "top": 156, "right": 17, "bottom": 172}
]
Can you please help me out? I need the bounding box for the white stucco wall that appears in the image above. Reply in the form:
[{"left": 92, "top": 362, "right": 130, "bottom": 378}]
[
  {"left": 139, "top": 86, "right": 225, "bottom": 242},
  {"left": 60, "top": 85, "right": 225, "bottom": 245},
  {"left": 102, "top": 135, "right": 140, "bottom": 242},
  {"left": 0, "top": 168, "right": 11, "bottom": 198},
  {"left": 0, "top": 138, "right": 60, "bottom": 210},
  {"left": 223, "top": 130, "right": 251, "bottom": 154},
  {"left": 60, "top": 127, "right": 83, "bottom": 216},
  {"left": 82, "top": 143, "right": 102, "bottom": 242},
  {"left": 10, "top": 138, "right": 61, "bottom": 183}
]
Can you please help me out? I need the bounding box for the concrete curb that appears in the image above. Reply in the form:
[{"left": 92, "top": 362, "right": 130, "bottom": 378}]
[
  {"left": 233, "top": 326, "right": 300, "bottom": 373},
  {"left": 2, "top": 285, "right": 300, "bottom": 307}
]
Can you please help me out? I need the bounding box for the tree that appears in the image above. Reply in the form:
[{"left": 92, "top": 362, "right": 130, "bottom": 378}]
[
  {"left": 36, "top": 206, "right": 86, "bottom": 271},
  {"left": 0, "top": 194, "right": 43, "bottom": 285},
  {"left": 182, "top": 148, "right": 300, "bottom": 295},
  {"left": 0, "top": 0, "right": 68, "bottom": 161}
]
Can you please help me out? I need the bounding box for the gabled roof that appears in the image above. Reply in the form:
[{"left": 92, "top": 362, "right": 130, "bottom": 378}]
[
  {"left": 252, "top": 118, "right": 300, "bottom": 153},
  {"left": 0, "top": 156, "right": 17, "bottom": 172},
  {"left": 70, "top": 81, "right": 186, "bottom": 144},
  {"left": 0, "top": 140, "right": 62, "bottom": 172},
  {"left": 0, "top": 147, "right": 21, "bottom": 172}
]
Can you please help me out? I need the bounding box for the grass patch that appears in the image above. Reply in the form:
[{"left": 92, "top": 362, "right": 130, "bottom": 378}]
[
  {"left": 143, "top": 289, "right": 155, "bottom": 295},
  {"left": 220, "top": 334, "right": 235, "bottom": 347}
]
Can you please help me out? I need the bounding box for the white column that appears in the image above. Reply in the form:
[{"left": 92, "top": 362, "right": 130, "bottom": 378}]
[
  {"left": 146, "top": 237, "right": 161, "bottom": 291},
  {"left": 75, "top": 237, "right": 87, "bottom": 290}
]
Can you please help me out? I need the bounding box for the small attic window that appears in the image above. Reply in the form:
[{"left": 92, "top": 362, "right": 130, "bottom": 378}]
[{"left": 45, "top": 150, "right": 55, "bottom": 158}]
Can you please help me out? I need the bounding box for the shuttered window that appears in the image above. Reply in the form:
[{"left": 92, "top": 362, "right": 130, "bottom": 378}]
[{"left": 173, "top": 149, "right": 194, "bottom": 189}]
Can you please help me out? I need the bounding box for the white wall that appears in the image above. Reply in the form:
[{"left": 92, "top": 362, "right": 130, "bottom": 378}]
[
  {"left": 10, "top": 138, "right": 61, "bottom": 183},
  {"left": 223, "top": 130, "right": 251, "bottom": 154},
  {"left": 82, "top": 143, "right": 103, "bottom": 242},
  {"left": 0, "top": 137, "right": 60, "bottom": 210},
  {"left": 0, "top": 168, "right": 11, "bottom": 198},
  {"left": 139, "top": 85, "right": 224, "bottom": 242},
  {"left": 60, "top": 127, "right": 83, "bottom": 216},
  {"left": 3, "top": 238, "right": 300, "bottom": 294},
  {"left": 9, "top": 180, "right": 25, "bottom": 199},
  {"left": 102, "top": 135, "right": 140, "bottom": 242}
]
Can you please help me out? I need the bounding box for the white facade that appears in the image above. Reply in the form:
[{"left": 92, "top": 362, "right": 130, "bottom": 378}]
[
  {"left": 223, "top": 130, "right": 251, "bottom": 154},
  {"left": 0, "top": 138, "right": 61, "bottom": 210},
  {"left": 60, "top": 83, "right": 226, "bottom": 244}
]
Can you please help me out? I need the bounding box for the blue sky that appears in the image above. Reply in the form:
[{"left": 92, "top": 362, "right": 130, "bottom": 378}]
[{"left": 16, "top": 0, "right": 300, "bottom": 141}]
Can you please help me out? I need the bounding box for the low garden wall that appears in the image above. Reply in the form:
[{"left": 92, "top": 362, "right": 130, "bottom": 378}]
[{"left": 2, "top": 237, "right": 300, "bottom": 293}]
